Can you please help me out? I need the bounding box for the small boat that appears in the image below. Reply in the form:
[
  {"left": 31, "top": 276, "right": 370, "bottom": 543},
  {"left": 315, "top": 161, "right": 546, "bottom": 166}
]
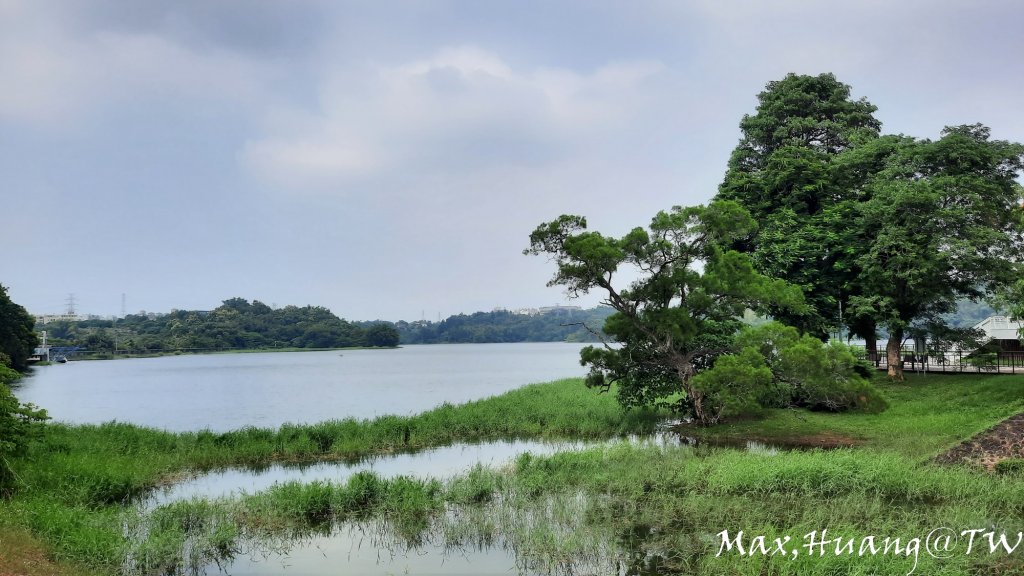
[{"left": 55, "top": 355, "right": 68, "bottom": 363}]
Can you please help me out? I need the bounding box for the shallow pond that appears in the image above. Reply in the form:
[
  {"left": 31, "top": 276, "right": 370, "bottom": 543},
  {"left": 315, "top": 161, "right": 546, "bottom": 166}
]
[
  {"left": 147, "top": 439, "right": 591, "bottom": 506},
  {"left": 140, "top": 435, "right": 697, "bottom": 575}
]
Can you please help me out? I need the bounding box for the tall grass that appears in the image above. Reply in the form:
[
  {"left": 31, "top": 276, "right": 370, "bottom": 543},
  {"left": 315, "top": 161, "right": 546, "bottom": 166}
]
[
  {"left": 5, "top": 373, "right": 1024, "bottom": 575},
  {"left": 110, "top": 446, "right": 1024, "bottom": 575},
  {"left": 4, "top": 379, "right": 663, "bottom": 571}
]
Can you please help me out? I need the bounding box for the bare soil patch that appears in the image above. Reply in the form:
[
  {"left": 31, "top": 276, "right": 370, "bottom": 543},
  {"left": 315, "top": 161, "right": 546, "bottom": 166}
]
[{"left": 935, "top": 412, "right": 1024, "bottom": 470}]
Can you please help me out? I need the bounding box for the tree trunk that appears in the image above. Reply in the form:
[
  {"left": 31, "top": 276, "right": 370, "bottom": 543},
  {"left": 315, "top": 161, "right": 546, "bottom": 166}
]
[
  {"left": 865, "top": 330, "right": 877, "bottom": 364},
  {"left": 886, "top": 330, "right": 904, "bottom": 381}
]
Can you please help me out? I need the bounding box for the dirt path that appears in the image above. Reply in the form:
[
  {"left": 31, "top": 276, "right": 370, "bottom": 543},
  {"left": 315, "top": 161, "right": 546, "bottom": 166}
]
[{"left": 935, "top": 412, "right": 1024, "bottom": 470}]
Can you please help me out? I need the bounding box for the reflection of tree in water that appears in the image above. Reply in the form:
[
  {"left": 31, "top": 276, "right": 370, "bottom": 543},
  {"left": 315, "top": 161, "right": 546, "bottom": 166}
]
[{"left": 124, "top": 489, "right": 702, "bottom": 576}]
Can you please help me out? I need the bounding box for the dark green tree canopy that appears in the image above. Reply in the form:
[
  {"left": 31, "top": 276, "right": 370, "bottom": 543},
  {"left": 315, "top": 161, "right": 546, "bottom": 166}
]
[
  {"left": 723, "top": 72, "right": 881, "bottom": 190},
  {"left": 0, "top": 284, "right": 38, "bottom": 371},
  {"left": 851, "top": 124, "right": 1024, "bottom": 377},
  {"left": 36, "top": 298, "right": 398, "bottom": 353},
  {"left": 717, "top": 74, "right": 886, "bottom": 339},
  {"left": 716, "top": 74, "right": 1024, "bottom": 382}
]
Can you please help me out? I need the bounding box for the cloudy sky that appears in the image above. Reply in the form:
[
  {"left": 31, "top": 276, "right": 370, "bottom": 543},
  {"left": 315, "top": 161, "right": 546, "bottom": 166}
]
[{"left": 2, "top": 0, "right": 1022, "bottom": 321}]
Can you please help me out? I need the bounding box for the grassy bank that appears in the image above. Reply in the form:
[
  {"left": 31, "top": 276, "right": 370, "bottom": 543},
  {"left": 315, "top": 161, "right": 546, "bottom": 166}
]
[
  {"left": 4, "top": 373, "right": 1024, "bottom": 575},
  {"left": 688, "top": 372, "right": 1024, "bottom": 457}
]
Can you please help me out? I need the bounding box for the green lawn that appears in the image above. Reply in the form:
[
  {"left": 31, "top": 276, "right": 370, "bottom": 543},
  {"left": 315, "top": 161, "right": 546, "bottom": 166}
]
[{"left": 691, "top": 372, "right": 1024, "bottom": 458}]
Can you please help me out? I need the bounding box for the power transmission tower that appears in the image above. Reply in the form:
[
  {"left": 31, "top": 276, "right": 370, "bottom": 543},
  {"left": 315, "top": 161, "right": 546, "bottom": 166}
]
[
  {"left": 65, "top": 293, "right": 76, "bottom": 315},
  {"left": 121, "top": 293, "right": 127, "bottom": 318}
]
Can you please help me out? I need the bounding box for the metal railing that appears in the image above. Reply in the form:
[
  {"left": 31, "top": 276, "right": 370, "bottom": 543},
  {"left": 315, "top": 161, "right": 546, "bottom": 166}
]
[{"left": 855, "top": 346, "right": 1022, "bottom": 374}]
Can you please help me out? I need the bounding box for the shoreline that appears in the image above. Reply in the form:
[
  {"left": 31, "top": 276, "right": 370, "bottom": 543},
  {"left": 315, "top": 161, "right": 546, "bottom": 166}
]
[{"left": 46, "top": 345, "right": 400, "bottom": 362}]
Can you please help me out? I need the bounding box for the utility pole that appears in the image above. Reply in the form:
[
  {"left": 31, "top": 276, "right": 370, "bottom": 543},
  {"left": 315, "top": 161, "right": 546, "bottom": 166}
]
[{"left": 121, "top": 293, "right": 127, "bottom": 318}]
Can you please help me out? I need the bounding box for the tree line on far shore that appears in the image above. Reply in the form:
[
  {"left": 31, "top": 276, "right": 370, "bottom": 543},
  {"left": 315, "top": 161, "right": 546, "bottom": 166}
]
[
  {"left": 37, "top": 297, "right": 399, "bottom": 353},
  {"left": 29, "top": 299, "right": 619, "bottom": 354},
  {"left": 393, "top": 307, "right": 615, "bottom": 344}
]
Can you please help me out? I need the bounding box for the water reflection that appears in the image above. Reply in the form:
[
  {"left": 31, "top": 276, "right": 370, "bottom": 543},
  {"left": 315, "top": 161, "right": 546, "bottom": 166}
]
[
  {"left": 222, "top": 522, "right": 535, "bottom": 576},
  {"left": 147, "top": 439, "right": 592, "bottom": 507},
  {"left": 132, "top": 434, "right": 808, "bottom": 575}
]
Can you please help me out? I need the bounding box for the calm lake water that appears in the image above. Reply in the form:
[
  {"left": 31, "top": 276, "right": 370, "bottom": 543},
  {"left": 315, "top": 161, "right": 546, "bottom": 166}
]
[
  {"left": 19, "top": 342, "right": 666, "bottom": 575},
  {"left": 15, "top": 343, "right": 589, "bottom": 432}
]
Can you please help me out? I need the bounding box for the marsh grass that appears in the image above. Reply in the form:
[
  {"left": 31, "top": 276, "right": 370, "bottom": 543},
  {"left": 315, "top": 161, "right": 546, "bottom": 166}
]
[
  {"left": 114, "top": 445, "right": 1024, "bottom": 575},
  {"left": 5, "top": 373, "right": 1024, "bottom": 575},
  {"left": 5, "top": 379, "right": 663, "bottom": 570}
]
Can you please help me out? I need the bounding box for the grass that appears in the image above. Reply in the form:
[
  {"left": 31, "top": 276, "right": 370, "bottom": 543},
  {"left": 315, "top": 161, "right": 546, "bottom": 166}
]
[
  {"left": 3, "top": 373, "right": 1024, "bottom": 575},
  {"left": 0, "top": 518, "right": 101, "bottom": 576},
  {"left": 689, "top": 372, "right": 1024, "bottom": 457},
  {"left": 102, "top": 446, "right": 1024, "bottom": 575},
  {"left": 17, "top": 379, "right": 663, "bottom": 507},
  {"left": 2, "top": 379, "right": 665, "bottom": 573}
]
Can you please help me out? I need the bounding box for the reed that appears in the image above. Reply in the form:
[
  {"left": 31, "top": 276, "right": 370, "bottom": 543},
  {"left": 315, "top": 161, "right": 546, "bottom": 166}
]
[{"left": 4, "top": 373, "right": 1024, "bottom": 575}]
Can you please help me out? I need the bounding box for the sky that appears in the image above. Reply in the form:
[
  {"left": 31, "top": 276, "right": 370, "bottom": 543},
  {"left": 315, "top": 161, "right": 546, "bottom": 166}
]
[{"left": 2, "top": 0, "right": 1022, "bottom": 321}]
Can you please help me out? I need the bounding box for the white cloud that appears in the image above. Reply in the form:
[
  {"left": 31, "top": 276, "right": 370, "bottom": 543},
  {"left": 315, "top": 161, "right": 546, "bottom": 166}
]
[
  {"left": 239, "top": 46, "right": 668, "bottom": 192},
  {"left": 0, "top": 6, "right": 276, "bottom": 128}
]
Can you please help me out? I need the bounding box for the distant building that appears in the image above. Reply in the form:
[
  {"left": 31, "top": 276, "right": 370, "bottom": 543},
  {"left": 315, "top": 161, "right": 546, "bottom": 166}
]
[
  {"left": 511, "top": 305, "right": 583, "bottom": 316},
  {"left": 35, "top": 313, "right": 89, "bottom": 324},
  {"left": 537, "top": 305, "right": 582, "bottom": 315}
]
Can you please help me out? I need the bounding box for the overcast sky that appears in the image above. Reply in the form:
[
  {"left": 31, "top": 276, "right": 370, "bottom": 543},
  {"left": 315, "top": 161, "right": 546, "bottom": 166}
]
[{"left": 2, "top": 1, "right": 1022, "bottom": 321}]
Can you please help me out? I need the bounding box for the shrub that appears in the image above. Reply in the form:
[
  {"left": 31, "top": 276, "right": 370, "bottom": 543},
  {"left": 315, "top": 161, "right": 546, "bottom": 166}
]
[
  {"left": 695, "top": 322, "right": 887, "bottom": 421},
  {"left": 0, "top": 382, "right": 49, "bottom": 496}
]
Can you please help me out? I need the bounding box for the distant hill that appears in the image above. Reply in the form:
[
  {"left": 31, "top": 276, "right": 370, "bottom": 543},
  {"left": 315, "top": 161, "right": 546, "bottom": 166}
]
[
  {"left": 34, "top": 298, "right": 398, "bottom": 353},
  {"left": 383, "top": 306, "right": 616, "bottom": 344},
  {"left": 35, "top": 300, "right": 615, "bottom": 352},
  {"left": 945, "top": 299, "right": 1001, "bottom": 328}
]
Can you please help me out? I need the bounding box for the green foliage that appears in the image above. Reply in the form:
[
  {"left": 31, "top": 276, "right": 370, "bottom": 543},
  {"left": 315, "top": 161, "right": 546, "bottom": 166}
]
[
  {"left": 36, "top": 298, "right": 392, "bottom": 353},
  {"left": 0, "top": 383, "right": 49, "bottom": 496},
  {"left": 718, "top": 74, "right": 885, "bottom": 339},
  {"left": 689, "top": 347, "right": 775, "bottom": 421},
  {"left": 0, "top": 284, "right": 38, "bottom": 371},
  {"left": 394, "top": 306, "right": 615, "bottom": 344},
  {"left": 699, "top": 322, "right": 887, "bottom": 416},
  {"left": 853, "top": 126, "right": 1024, "bottom": 326},
  {"left": 364, "top": 323, "right": 400, "bottom": 347},
  {"left": 720, "top": 74, "right": 1024, "bottom": 380},
  {"left": 0, "top": 363, "right": 21, "bottom": 386},
  {"left": 526, "top": 201, "right": 807, "bottom": 425},
  {"left": 0, "top": 288, "right": 50, "bottom": 495}
]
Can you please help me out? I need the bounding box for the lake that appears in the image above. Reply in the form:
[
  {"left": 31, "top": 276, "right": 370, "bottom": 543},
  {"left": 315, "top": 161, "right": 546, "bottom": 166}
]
[
  {"left": 18, "top": 342, "right": 657, "bottom": 575},
  {"left": 14, "top": 343, "right": 590, "bottom": 432}
]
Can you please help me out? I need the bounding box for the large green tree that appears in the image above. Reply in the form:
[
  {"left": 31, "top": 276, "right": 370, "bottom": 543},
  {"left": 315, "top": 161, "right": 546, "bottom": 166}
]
[
  {"left": 0, "top": 284, "right": 38, "bottom": 371},
  {"left": 525, "top": 201, "right": 805, "bottom": 425},
  {"left": 717, "top": 73, "right": 887, "bottom": 348},
  {"left": 0, "top": 286, "right": 47, "bottom": 496},
  {"left": 852, "top": 125, "right": 1024, "bottom": 379}
]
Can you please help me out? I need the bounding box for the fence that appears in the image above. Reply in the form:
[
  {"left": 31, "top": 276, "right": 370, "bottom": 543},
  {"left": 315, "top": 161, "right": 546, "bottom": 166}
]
[{"left": 855, "top": 345, "right": 1023, "bottom": 375}]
